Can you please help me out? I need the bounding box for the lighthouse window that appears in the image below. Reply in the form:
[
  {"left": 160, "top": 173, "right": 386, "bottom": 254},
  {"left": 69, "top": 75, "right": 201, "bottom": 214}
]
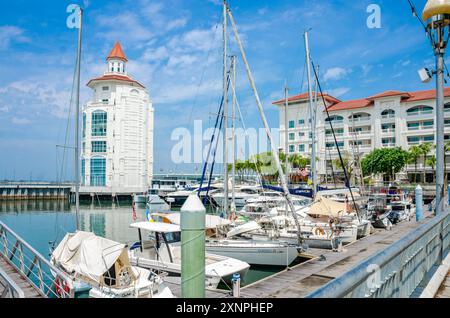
[
  {"left": 92, "top": 141, "right": 107, "bottom": 153},
  {"left": 92, "top": 111, "right": 107, "bottom": 137},
  {"left": 90, "top": 157, "right": 106, "bottom": 187}
]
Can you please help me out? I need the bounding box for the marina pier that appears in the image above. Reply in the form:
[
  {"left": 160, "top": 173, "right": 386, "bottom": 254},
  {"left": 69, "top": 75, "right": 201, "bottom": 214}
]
[
  {"left": 0, "top": 183, "right": 72, "bottom": 201},
  {"left": 2, "top": 206, "right": 448, "bottom": 298}
]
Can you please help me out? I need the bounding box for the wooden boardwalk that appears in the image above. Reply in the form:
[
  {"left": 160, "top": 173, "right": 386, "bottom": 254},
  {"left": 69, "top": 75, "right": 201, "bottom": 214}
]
[
  {"left": 435, "top": 271, "right": 450, "bottom": 298},
  {"left": 240, "top": 213, "right": 434, "bottom": 298},
  {"left": 0, "top": 256, "right": 42, "bottom": 298}
]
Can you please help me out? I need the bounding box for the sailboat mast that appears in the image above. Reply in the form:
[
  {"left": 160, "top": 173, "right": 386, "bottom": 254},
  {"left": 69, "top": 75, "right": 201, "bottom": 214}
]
[
  {"left": 74, "top": 8, "right": 83, "bottom": 230},
  {"left": 222, "top": 0, "right": 229, "bottom": 215},
  {"left": 231, "top": 55, "right": 237, "bottom": 214},
  {"left": 313, "top": 64, "right": 319, "bottom": 190},
  {"left": 284, "top": 83, "right": 289, "bottom": 216},
  {"left": 226, "top": 5, "right": 303, "bottom": 246},
  {"left": 304, "top": 31, "right": 317, "bottom": 197}
]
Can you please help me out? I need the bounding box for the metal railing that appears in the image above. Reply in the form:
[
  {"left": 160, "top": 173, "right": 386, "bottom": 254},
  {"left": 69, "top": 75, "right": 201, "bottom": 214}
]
[
  {"left": 0, "top": 266, "right": 25, "bottom": 298},
  {"left": 0, "top": 221, "right": 75, "bottom": 298},
  {"left": 307, "top": 210, "right": 450, "bottom": 298}
]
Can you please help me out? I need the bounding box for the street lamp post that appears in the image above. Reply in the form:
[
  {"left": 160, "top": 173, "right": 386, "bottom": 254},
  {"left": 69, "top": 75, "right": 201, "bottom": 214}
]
[{"left": 423, "top": 0, "right": 450, "bottom": 215}]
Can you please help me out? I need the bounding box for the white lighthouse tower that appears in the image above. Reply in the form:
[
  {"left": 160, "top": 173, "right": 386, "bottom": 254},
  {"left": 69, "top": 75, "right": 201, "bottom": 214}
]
[{"left": 81, "top": 42, "right": 154, "bottom": 197}]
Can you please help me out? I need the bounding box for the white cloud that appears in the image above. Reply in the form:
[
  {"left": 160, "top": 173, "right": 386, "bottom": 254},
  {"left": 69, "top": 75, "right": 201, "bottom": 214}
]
[
  {"left": 11, "top": 117, "right": 31, "bottom": 125},
  {"left": 0, "top": 26, "right": 29, "bottom": 50},
  {"left": 328, "top": 87, "right": 350, "bottom": 97},
  {"left": 323, "top": 67, "right": 352, "bottom": 81}
]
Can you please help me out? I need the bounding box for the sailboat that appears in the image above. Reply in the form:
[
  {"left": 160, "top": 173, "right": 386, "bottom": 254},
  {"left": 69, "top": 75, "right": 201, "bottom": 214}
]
[
  {"left": 175, "top": 1, "right": 305, "bottom": 267},
  {"left": 49, "top": 7, "right": 173, "bottom": 298}
]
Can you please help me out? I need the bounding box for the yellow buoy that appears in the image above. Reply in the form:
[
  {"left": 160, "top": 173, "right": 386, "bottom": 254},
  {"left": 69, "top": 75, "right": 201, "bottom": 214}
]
[{"left": 423, "top": 0, "right": 450, "bottom": 21}]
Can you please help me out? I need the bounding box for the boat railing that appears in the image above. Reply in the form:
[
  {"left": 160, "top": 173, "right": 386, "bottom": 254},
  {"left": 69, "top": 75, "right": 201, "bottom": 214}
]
[
  {"left": 0, "top": 220, "right": 75, "bottom": 298},
  {"left": 306, "top": 209, "right": 450, "bottom": 298},
  {"left": 0, "top": 264, "right": 25, "bottom": 298}
]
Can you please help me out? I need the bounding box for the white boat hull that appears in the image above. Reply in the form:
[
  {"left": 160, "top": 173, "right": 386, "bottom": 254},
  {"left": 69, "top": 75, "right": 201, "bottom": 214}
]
[{"left": 206, "top": 241, "right": 299, "bottom": 267}]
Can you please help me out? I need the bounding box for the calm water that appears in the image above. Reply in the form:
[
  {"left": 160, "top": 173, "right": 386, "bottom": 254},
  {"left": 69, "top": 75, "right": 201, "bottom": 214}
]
[{"left": 0, "top": 200, "right": 281, "bottom": 288}]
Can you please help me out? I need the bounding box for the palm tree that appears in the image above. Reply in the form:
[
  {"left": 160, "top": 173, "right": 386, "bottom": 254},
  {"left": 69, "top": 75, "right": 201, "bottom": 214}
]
[
  {"left": 444, "top": 142, "right": 450, "bottom": 184},
  {"left": 419, "top": 143, "right": 433, "bottom": 183},
  {"left": 426, "top": 156, "right": 437, "bottom": 182},
  {"left": 408, "top": 145, "right": 422, "bottom": 183},
  {"left": 333, "top": 151, "right": 354, "bottom": 184}
]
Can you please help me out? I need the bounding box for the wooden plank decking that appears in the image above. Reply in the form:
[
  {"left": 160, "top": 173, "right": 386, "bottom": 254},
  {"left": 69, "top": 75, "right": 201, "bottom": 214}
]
[
  {"left": 435, "top": 271, "right": 450, "bottom": 298},
  {"left": 240, "top": 213, "right": 434, "bottom": 298},
  {"left": 0, "top": 256, "right": 42, "bottom": 298}
]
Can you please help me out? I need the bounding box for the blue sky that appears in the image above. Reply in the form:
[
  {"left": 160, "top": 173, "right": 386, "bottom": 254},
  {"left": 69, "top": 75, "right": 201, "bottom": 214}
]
[{"left": 0, "top": 0, "right": 439, "bottom": 181}]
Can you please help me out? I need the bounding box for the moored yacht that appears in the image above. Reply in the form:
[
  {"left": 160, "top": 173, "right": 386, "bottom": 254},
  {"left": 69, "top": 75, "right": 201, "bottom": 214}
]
[
  {"left": 128, "top": 221, "right": 250, "bottom": 289},
  {"left": 51, "top": 231, "right": 174, "bottom": 298}
]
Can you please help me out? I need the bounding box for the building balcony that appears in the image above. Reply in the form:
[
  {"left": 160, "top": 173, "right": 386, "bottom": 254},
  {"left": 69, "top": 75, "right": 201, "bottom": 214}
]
[
  {"left": 349, "top": 117, "right": 371, "bottom": 124},
  {"left": 407, "top": 111, "right": 433, "bottom": 118},
  {"left": 382, "top": 128, "right": 395, "bottom": 134},
  {"left": 381, "top": 143, "right": 396, "bottom": 148},
  {"left": 407, "top": 126, "right": 434, "bottom": 131},
  {"left": 381, "top": 115, "right": 395, "bottom": 121}
]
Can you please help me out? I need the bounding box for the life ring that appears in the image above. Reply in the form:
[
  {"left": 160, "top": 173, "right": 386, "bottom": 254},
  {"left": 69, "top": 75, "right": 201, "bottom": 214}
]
[
  {"left": 314, "top": 227, "right": 326, "bottom": 236},
  {"left": 55, "top": 277, "right": 70, "bottom": 297}
]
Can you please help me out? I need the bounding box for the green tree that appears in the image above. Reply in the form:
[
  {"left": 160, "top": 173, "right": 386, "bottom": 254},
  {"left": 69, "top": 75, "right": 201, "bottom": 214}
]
[
  {"left": 361, "top": 148, "right": 410, "bottom": 181},
  {"left": 332, "top": 151, "right": 355, "bottom": 184},
  {"left": 419, "top": 143, "right": 434, "bottom": 184},
  {"left": 408, "top": 145, "right": 422, "bottom": 183},
  {"left": 426, "top": 156, "right": 437, "bottom": 182}
]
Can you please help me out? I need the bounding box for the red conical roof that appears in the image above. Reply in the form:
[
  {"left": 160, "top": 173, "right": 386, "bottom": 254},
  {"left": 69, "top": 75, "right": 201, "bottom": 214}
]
[{"left": 107, "top": 41, "right": 128, "bottom": 62}]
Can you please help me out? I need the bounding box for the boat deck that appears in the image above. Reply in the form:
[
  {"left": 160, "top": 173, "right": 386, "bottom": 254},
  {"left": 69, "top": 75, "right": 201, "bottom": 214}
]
[{"left": 239, "top": 213, "right": 434, "bottom": 298}]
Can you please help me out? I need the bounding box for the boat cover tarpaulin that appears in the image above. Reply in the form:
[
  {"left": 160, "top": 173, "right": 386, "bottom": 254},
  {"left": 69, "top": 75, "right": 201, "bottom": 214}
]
[
  {"left": 307, "top": 195, "right": 348, "bottom": 217},
  {"left": 51, "top": 231, "right": 126, "bottom": 283}
]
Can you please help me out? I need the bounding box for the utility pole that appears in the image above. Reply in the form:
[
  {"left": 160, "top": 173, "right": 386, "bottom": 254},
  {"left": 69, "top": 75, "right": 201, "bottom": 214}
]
[{"left": 285, "top": 82, "right": 290, "bottom": 216}]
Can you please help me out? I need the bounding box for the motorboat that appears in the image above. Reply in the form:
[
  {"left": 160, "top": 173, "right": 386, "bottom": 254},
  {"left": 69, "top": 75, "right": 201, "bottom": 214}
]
[
  {"left": 51, "top": 231, "right": 174, "bottom": 298},
  {"left": 147, "top": 189, "right": 167, "bottom": 205},
  {"left": 128, "top": 221, "right": 250, "bottom": 289},
  {"left": 205, "top": 221, "right": 300, "bottom": 267},
  {"left": 211, "top": 186, "right": 261, "bottom": 208},
  {"left": 367, "top": 194, "right": 393, "bottom": 229},
  {"left": 388, "top": 200, "right": 414, "bottom": 224},
  {"left": 149, "top": 212, "right": 300, "bottom": 267}
]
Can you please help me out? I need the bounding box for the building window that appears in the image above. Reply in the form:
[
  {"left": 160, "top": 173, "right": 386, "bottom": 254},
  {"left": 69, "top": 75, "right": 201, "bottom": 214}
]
[
  {"left": 349, "top": 113, "right": 371, "bottom": 122},
  {"left": 102, "top": 86, "right": 109, "bottom": 91},
  {"left": 381, "top": 109, "right": 395, "bottom": 118},
  {"left": 326, "top": 142, "right": 344, "bottom": 149},
  {"left": 299, "top": 132, "right": 305, "bottom": 137},
  {"left": 82, "top": 113, "right": 86, "bottom": 138},
  {"left": 289, "top": 121, "right": 295, "bottom": 129},
  {"left": 90, "top": 157, "right": 106, "bottom": 186},
  {"left": 81, "top": 159, "right": 85, "bottom": 186},
  {"left": 326, "top": 128, "right": 344, "bottom": 136},
  {"left": 299, "top": 144, "right": 305, "bottom": 152},
  {"left": 102, "top": 99, "right": 109, "bottom": 104},
  {"left": 298, "top": 119, "right": 305, "bottom": 125},
  {"left": 289, "top": 133, "right": 295, "bottom": 141},
  {"left": 92, "top": 111, "right": 107, "bottom": 137},
  {"left": 92, "top": 141, "right": 107, "bottom": 153},
  {"left": 289, "top": 145, "right": 295, "bottom": 153},
  {"left": 381, "top": 123, "right": 395, "bottom": 132},
  {"left": 407, "top": 106, "right": 433, "bottom": 116},
  {"left": 325, "top": 115, "right": 344, "bottom": 124}
]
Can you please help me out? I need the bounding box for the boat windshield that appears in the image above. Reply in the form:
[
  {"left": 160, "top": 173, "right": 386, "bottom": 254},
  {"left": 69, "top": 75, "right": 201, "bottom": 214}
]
[{"left": 162, "top": 232, "right": 181, "bottom": 244}]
